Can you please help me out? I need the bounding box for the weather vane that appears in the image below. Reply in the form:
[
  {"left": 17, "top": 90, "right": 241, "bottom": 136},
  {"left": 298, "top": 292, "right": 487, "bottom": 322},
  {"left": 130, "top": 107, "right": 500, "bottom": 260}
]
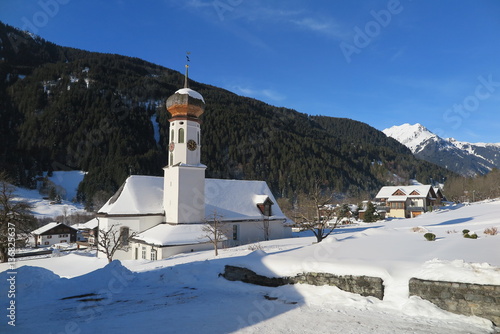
[{"left": 184, "top": 51, "right": 191, "bottom": 88}]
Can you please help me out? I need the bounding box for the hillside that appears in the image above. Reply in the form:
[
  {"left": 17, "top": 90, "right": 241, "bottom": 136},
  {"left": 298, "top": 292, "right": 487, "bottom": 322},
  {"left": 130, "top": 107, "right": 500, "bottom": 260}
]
[
  {"left": 384, "top": 123, "right": 500, "bottom": 177},
  {"left": 0, "top": 22, "right": 453, "bottom": 207}
]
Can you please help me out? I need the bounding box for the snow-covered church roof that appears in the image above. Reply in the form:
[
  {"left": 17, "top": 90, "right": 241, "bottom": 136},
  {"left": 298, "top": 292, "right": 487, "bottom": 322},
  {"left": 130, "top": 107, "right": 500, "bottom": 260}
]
[
  {"left": 97, "top": 175, "right": 287, "bottom": 221},
  {"left": 98, "top": 175, "right": 164, "bottom": 215},
  {"left": 132, "top": 223, "right": 225, "bottom": 247}
]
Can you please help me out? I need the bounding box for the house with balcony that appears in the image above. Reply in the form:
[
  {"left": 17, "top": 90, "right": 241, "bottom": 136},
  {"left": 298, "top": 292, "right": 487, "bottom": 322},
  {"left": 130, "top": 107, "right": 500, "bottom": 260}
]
[{"left": 375, "top": 185, "right": 443, "bottom": 218}]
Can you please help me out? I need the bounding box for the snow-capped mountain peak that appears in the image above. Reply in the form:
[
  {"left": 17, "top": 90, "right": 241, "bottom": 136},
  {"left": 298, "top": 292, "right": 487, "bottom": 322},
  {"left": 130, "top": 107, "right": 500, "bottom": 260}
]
[
  {"left": 383, "top": 123, "right": 447, "bottom": 154},
  {"left": 383, "top": 123, "right": 500, "bottom": 176}
]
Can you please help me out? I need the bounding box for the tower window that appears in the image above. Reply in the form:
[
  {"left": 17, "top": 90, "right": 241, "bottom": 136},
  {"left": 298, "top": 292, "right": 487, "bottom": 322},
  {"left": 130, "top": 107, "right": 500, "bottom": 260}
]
[
  {"left": 170, "top": 153, "right": 173, "bottom": 166},
  {"left": 178, "top": 128, "right": 185, "bottom": 143},
  {"left": 170, "top": 129, "right": 174, "bottom": 142}
]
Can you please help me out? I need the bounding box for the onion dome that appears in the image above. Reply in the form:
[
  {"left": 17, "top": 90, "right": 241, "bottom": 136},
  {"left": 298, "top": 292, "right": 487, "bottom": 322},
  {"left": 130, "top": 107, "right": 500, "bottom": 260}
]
[
  {"left": 166, "top": 87, "right": 205, "bottom": 119},
  {"left": 166, "top": 62, "right": 205, "bottom": 119}
]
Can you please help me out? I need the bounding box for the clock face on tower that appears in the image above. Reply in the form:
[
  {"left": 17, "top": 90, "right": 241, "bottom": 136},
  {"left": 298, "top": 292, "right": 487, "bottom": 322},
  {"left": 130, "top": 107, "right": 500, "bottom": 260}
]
[
  {"left": 187, "top": 139, "right": 198, "bottom": 151},
  {"left": 169, "top": 142, "right": 175, "bottom": 152}
]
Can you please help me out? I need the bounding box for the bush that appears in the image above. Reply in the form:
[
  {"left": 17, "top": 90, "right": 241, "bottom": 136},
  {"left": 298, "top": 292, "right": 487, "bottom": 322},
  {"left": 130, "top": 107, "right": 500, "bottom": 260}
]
[
  {"left": 463, "top": 232, "right": 478, "bottom": 239},
  {"left": 462, "top": 229, "right": 470, "bottom": 235},
  {"left": 424, "top": 233, "right": 436, "bottom": 241},
  {"left": 484, "top": 227, "right": 498, "bottom": 235}
]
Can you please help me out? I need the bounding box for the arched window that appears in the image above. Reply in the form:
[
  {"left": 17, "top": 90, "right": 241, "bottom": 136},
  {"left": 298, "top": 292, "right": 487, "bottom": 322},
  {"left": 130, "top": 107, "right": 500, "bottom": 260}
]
[
  {"left": 120, "top": 226, "right": 130, "bottom": 246},
  {"left": 170, "top": 129, "right": 174, "bottom": 142},
  {"left": 169, "top": 153, "right": 173, "bottom": 166},
  {"left": 232, "top": 225, "right": 239, "bottom": 241},
  {"left": 178, "top": 128, "right": 184, "bottom": 143},
  {"left": 197, "top": 131, "right": 200, "bottom": 144}
]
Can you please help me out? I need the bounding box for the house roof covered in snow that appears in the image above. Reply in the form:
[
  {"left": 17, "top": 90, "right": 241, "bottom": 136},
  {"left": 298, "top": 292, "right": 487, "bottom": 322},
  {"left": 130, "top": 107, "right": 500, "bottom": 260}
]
[
  {"left": 31, "top": 222, "right": 77, "bottom": 235},
  {"left": 375, "top": 185, "right": 436, "bottom": 200},
  {"left": 97, "top": 176, "right": 288, "bottom": 222},
  {"left": 132, "top": 223, "right": 223, "bottom": 246},
  {"left": 73, "top": 218, "right": 99, "bottom": 230}
]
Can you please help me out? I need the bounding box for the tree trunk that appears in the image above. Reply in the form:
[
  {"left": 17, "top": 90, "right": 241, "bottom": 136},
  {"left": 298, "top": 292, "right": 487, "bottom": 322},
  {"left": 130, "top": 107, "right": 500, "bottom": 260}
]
[{"left": 0, "top": 247, "right": 7, "bottom": 263}]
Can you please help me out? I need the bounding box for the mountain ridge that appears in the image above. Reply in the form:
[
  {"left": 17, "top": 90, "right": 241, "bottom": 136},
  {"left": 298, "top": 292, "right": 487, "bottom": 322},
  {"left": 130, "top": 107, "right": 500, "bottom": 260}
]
[{"left": 383, "top": 123, "right": 500, "bottom": 177}]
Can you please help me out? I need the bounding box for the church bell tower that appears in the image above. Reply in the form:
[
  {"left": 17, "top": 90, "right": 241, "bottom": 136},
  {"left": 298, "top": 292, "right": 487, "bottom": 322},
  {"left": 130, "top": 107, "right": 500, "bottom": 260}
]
[{"left": 163, "top": 63, "right": 206, "bottom": 224}]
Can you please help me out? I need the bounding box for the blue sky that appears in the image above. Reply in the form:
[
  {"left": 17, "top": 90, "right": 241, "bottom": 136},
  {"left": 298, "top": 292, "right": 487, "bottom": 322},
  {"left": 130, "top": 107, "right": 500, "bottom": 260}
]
[{"left": 1, "top": 0, "right": 500, "bottom": 143}]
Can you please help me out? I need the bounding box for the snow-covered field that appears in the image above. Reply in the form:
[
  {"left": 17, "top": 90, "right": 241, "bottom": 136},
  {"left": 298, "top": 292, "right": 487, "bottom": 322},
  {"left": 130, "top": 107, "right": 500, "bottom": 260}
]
[
  {"left": 14, "top": 171, "right": 86, "bottom": 218},
  {"left": 1, "top": 200, "right": 499, "bottom": 333}
]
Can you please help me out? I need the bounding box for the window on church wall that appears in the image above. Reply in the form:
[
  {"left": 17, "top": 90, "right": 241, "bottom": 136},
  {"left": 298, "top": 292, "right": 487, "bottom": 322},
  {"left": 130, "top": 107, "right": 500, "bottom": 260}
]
[
  {"left": 142, "top": 247, "right": 146, "bottom": 259},
  {"left": 233, "top": 225, "right": 238, "bottom": 241},
  {"left": 170, "top": 129, "right": 174, "bottom": 142},
  {"left": 170, "top": 153, "right": 173, "bottom": 166},
  {"left": 120, "top": 227, "right": 130, "bottom": 246},
  {"left": 197, "top": 131, "right": 200, "bottom": 144},
  {"left": 151, "top": 249, "right": 157, "bottom": 261},
  {"left": 178, "top": 128, "right": 185, "bottom": 143}
]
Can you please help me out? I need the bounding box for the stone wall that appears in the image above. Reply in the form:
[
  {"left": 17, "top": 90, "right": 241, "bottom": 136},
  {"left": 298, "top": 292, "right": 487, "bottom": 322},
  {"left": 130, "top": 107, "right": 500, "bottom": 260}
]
[
  {"left": 222, "top": 265, "right": 384, "bottom": 300},
  {"left": 409, "top": 277, "right": 500, "bottom": 326}
]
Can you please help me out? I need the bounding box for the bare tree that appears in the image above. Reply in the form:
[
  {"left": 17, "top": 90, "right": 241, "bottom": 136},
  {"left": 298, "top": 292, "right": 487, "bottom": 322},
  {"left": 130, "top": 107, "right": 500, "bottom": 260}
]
[
  {"left": 97, "top": 223, "right": 136, "bottom": 263},
  {"left": 295, "top": 183, "right": 347, "bottom": 243},
  {"left": 0, "top": 172, "right": 37, "bottom": 262},
  {"left": 202, "top": 210, "right": 228, "bottom": 256}
]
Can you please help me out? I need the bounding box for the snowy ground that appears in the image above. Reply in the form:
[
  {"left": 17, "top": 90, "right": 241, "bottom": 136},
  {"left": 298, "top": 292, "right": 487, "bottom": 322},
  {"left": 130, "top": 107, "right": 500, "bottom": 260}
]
[{"left": 1, "top": 200, "right": 500, "bottom": 333}]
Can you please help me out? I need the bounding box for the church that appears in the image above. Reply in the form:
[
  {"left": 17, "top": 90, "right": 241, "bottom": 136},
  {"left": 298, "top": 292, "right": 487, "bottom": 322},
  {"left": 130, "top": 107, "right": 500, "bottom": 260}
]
[{"left": 96, "top": 67, "right": 292, "bottom": 261}]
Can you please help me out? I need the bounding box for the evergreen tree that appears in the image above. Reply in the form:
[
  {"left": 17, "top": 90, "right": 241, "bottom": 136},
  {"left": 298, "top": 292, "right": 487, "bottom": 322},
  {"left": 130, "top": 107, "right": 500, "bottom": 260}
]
[{"left": 363, "top": 201, "right": 378, "bottom": 223}]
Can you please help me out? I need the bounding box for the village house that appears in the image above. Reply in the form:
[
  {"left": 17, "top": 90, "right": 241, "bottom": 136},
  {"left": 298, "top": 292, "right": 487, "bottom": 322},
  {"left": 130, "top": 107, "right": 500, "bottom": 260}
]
[
  {"left": 375, "top": 185, "right": 444, "bottom": 218},
  {"left": 74, "top": 218, "right": 99, "bottom": 249},
  {"left": 31, "top": 222, "right": 77, "bottom": 247},
  {"left": 96, "top": 67, "right": 291, "bottom": 261}
]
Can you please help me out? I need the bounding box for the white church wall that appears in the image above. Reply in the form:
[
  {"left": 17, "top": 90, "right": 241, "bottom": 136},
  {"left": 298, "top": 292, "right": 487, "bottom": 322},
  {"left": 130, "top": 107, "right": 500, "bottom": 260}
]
[
  {"left": 131, "top": 241, "right": 219, "bottom": 260},
  {"left": 96, "top": 215, "right": 164, "bottom": 261},
  {"left": 226, "top": 220, "right": 291, "bottom": 246}
]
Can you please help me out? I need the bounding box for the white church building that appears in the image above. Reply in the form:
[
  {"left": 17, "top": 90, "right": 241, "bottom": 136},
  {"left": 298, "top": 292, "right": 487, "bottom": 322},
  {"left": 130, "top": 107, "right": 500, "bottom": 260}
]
[{"left": 96, "top": 68, "right": 291, "bottom": 261}]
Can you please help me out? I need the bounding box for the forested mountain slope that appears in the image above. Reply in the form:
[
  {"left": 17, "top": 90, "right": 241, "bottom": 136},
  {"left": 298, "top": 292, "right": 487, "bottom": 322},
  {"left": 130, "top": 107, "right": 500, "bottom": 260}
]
[{"left": 0, "top": 22, "right": 453, "bottom": 207}]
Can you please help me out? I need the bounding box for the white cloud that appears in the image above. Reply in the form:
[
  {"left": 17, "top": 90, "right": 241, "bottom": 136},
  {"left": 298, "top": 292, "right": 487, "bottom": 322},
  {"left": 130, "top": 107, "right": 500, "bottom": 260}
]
[
  {"left": 232, "top": 85, "right": 286, "bottom": 102},
  {"left": 290, "top": 16, "right": 347, "bottom": 40}
]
